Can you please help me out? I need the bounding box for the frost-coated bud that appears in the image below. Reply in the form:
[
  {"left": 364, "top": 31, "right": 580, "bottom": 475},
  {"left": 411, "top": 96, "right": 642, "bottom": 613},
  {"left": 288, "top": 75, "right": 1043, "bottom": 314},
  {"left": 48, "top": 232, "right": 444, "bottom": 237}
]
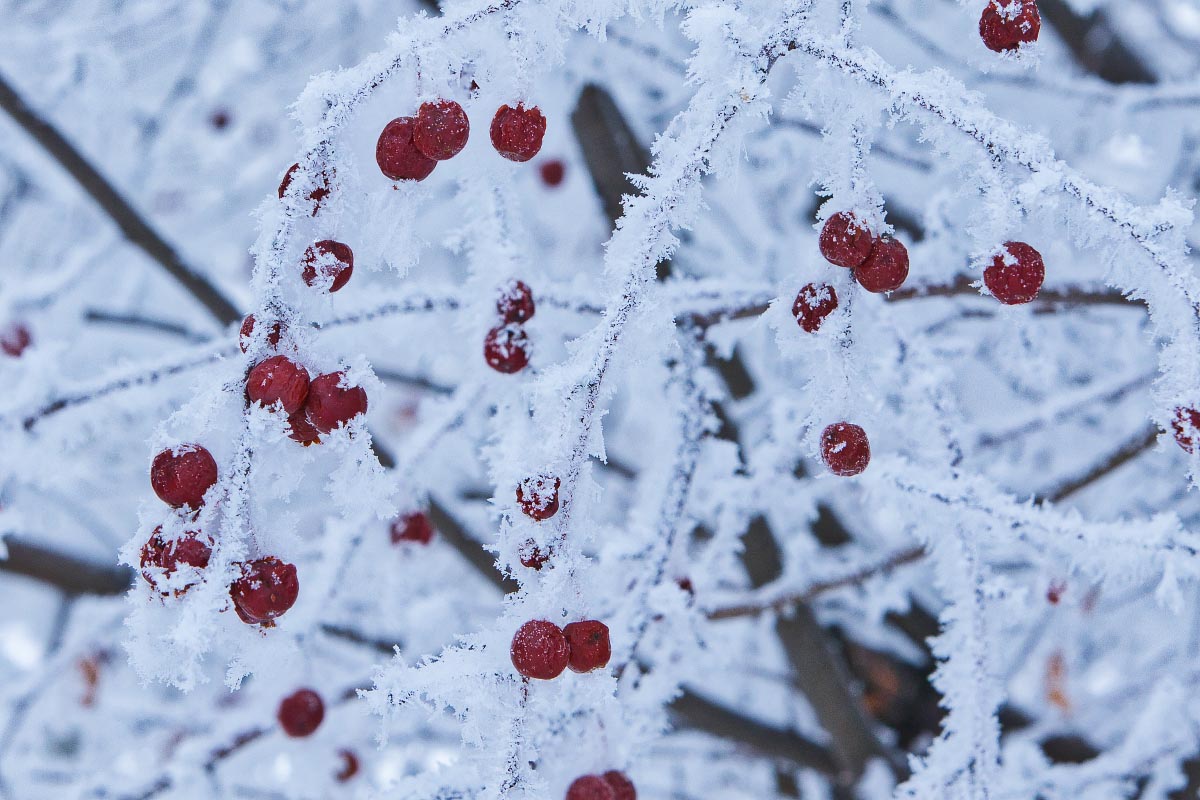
[
  {"left": 497, "top": 279, "right": 536, "bottom": 324},
  {"left": 820, "top": 422, "right": 871, "bottom": 476},
  {"left": 305, "top": 371, "right": 368, "bottom": 433},
  {"left": 246, "top": 355, "right": 310, "bottom": 414},
  {"left": 490, "top": 104, "right": 547, "bottom": 162},
  {"left": 979, "top": 0, "right": 1040, "bottom": 53},
  {"left": 376, "top": 117, "right": 436, "bottom": 181},
  {"left": 563, "top": 620, "right": 611, "bottom": 673},
  {"left": 517, "top": 474, "right": 561, "bottom": 521},
  {"left": 277, "top": 688, "right": 324, "bottom": 737},
  {"left": 484, "top": 324, "right": 531, "bottom": 373},
  {"left": 230, "top": 557, "right": 299, "bottom": 625},
  {"left": 602, "top": 771, "right": 637, "bottom": 800},
  {"left": 151, "top": 444, "right": 219, "bottom": 509},
  {"left": 140, "top": 526, "right": 211, "bottom": 595},
  {"left": 983, "top": 241, "right": 1044, "bottom": 305},
  {"left": 854, "top": 236, "right": 909, "bottom": 293},
  {"left": 510, "top": 619, "right": 570, "bottom": 680},
  {"left": 819, "top": 212, "right": 875, "bottom": 269},
  {"left": 566, "top": 775, "right": 617, "bottom": 800},
  {"left": 792, "top": 283, "right": 838, "bottom": 333},
  {"left": 302, "top": 240, "right": 354, "bottom": 293},
  {"left": 413, "top": 100, "right": 470, "bottom": 161},
  {"left": 1171, "top": 407, "right": 1200, "bottom": 454}
]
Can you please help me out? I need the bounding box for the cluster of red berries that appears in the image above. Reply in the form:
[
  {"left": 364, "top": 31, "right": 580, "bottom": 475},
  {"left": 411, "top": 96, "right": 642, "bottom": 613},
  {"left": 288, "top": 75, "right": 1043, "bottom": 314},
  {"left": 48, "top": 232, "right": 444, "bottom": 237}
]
[
  {"left": 979, "top": 0, "right": 1040, "bottom": 53},
  {"left": 1, "top": 322, "right": 31, "bottom": 358},
  {"left": 510, "top": 619, "right": 610, "bottom": 679},
  {"left": 818, "top": 212, "right": 910, "bottom": 295},
  {"left": 513, "top": 473, "right": 561, "bottom": 570},
  {"left": 244, "top": 348, "right": 368, "bottom": 444},
  {"left": 144, "top": 445, "right": 218, "bottom": 595},
  {"left": 566, "top": 771, "right": 637, "bottom": 800},
  {"left": 485, "top": 279, "right": 536, "bottom": 374},
  {"left": 390, "top": 510, "right": 435, "bottom": 545}
]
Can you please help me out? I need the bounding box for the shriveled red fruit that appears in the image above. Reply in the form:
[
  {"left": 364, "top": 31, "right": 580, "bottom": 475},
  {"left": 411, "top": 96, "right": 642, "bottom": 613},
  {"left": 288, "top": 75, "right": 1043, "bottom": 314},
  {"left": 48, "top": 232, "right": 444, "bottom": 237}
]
[
  {"left": 484, "top": 324, "right": 530, "bottom": 374},
  {"left": 305, "top": 371, "right": 368, "bottom": 433},
  {"left": 302, "top": 240, "right": 354, "bottom": 293},
  {"left": 854, "top": 236, "right": 909, "bottom": 293},
  {"left": 230, "top": 556, "right": 299, "bottom": 625},
  {"left": 376, "top": 117, "right": 436, "bottom": 181},
  {"left": 1, "top": 323, "right": 31, "bottom": 357},
  {"left": 819, "top": 212, "right": 874, "bottom": 268},
  {"left": 239, "top": 315, "right": 283, "bottom": 354},
  {"left": 391, "top": 511, "right": 435, "bottom": 545},
  {"left": 490, "top": 104, "right": 547, "bottom": 162},
  {"left": 140, "top": 526, "right": 211, "bottom": 594},
  {"left": 520, "top": 542, "right": 550, "bottom": 570},
  {"left": 247, "top": 355, "right": 310, "bottom": 415},
  {"left": 566, "top": 775, "right": 617, "bottom": 800},
  {"left": 540, "top": 159, "right": 565, "bottom": 187},
  {"left": 335, "top": 750, "right": 360, "bottom": 782},
  {"left": 510, "top": 620, "right": 569, "bottom": 680},
  {"left": 984, "top": 241, "right": 1044, "bottom": 305},
  {"left": 287, "top": 410, "right": 322, "bottom": 446},
  {"left": 413, "top": 100, "right": 470, "bottom": 161},
  {"left": 278, "top": 163, "right": 333, "bottom": 215},
  {"left": 792, "top": 283, "right": 838, "bottom": 333},
  {"left": 1172, "top": 407, "right": 1200, "bottom": 454},
  {"left": 516, "top": 475, "right": 560, "bottom": 521},
  {"left": 820, "top": 422, "right": 871, "bottom": 477},
  {"left": 151, "top": 445, "right": 219, "bottom": 509},
  {"left": 980, "top": 0, "right": 1040, "bottom": 53},
  {"left": 277, "top": 689, "right": 324, "bottom": 737},
  {"left": 602, "top": 771, "right": 637, "bottom": 800},
  {"left": 563, "top": 620, "right": 611, "bottom": 673},
  {"left": 497, "top": 279, "right": 535, "bottom": 324}
]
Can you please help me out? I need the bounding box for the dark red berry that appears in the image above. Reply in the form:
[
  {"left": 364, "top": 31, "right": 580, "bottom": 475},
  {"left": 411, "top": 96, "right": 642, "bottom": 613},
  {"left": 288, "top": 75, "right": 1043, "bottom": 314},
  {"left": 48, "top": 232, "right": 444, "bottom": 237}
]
[
  {"left": 230, "top": 556, "right": 299, "bottom": 625},
  {"left": 567, "top": 775, "right": 617, "bottom": 800},
  {"left": 510, "top": 620, "right": 570, "bottom": 680},
  {"left": 820, "top": 423, "right": 871, "bottom": 477},
  {"left": 520, "top": 541, "right": 550, "bottom": 570},
  {"left": 413, "top": 100, "right": 470, "bottom": 161},
  {"left": 497, "top": 280, "right": 535, "bottom": 324},
  {"left": 563, "top": 620, "right": 611, "bottom": 673},
  {"left": 246, "top": 355, "right": 310, "bottom": 415},
  {"left": 1047, "top": 580, "right": 1066, "bottom": 605},
  {"left": 819, "top": 212, "right": 874, "bottom": 268},
  {"left": 484, "top": 324, "right": 530, "bottom": 373},
  {"left": 540, "top": 159, "right": 565, "bottom": 187},
  {"left": 151, "top": 445, "right": 219, "bottom": 509},
  {"left": 1172, "top": 407, "right": 1200, "bottom": 454},
  {"left": 376, "top": 117, "right": 436, "bottom": 181},
  {"left": 305, "top": 372, "right": 368, "bottom": 433},
  {"left": 980, "top": 0, "right": 1040, "bottom": 53},
  {"left": 278, "top": 163, "right": 333, "bottom": 215},
  {"left": 490, "top": 104, "right": 547, "bottom": 162},
  {"left": 335, "top": 750, "right": 360, "bottom": 782},
  {"left": 210, "top": 109, "right": 231, "bottom": 130},
  {"left": 287, "top": 409, "right": 322, "bottom": 446},
  {"left": 792, "top": 283, "right": 838, "bottom": 333},
  {"left": 984, "top": 241, "right": 1044, "bottom": 305},
  {"left": 1, "top": 323, "right": 31, "bottom": 357},
  {"left": 854, "top": 236, "right": 909, "bottom": 293},
  {"left": 302, "top": 240, "right": 354, "bottom": 293},
  {"left": 391, "top": 511, "right": 435, "bottom": 545},
  {"left": 602, "top": 771, "right": 637, "bottom": 800},
  {"left": 676, "top": 577, "right": 695, "bottom": 595},
  {"left": 239, "top": 315, "right": 283, "bottom": 354},
  {"left": 277, "top": 689, "right": 324, "bottom": 737},
  {"left": 140, "top": 526, "right": 211, "bottom": 594},
  {"left": 516, "top": 475, "right": 560, "bottom": 521}
]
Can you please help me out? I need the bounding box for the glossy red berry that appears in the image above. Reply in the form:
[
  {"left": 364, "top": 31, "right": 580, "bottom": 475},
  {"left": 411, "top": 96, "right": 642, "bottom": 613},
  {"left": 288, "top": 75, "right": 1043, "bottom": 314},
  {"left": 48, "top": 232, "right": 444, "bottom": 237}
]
[
  {"left": 230, "top": 556, "right": 299, "bottom": 625},
  {"left": 277, "top": 689, "right": 324, "bottom": 737},
  {"left": 854, "top": 236, "right": 909, "bottom": 293},
  {"left": 819, "top": 212, "right": 874, "bottom": 269},
  {"left": 1172, "top": 407, "right": 1200, "bottom": 454},
  {"left": 516, "top": 475, "right": 560, "bottom": 521},
  {"left": 376, "top": 117, "right": 436, "bottom": 181},
  {"left": 563, "top": 620, "right": 611, "bottom": 673},
  {"left": 335, "top": 750, "right": 360, "bottom": 782},
  {"left": 984, "top": 241, "right": 1044, "bottom": 305},
  {"left": 278, "top": 163, "right": 333, "bottom": 215},
  {"left": 413, "top": 100, "right": 470, "bottom": 161},
  {"left": 140, "top": 526, "right": 211, "bottom": 594},
  {"left": 302, "top": 240, "right": 354, "bottom": 293},
  {"left": 820, "top": 423, "right": 871, "bottom": 477},
  {"left": 567, "top": 775, "right": 617, "bottom": 800},
  {"left": 305, "top": 371, "right": 368, "bottom": 433},
  {"left": 540, "top": 159, "right": 565, "bottom": 187},
  {"left": 792, "top": 283, "right": 838, "bottom": 333},
  {"left": 1, "top": 323, "right": 31, "bottom": 357},
  {"left": 247, "top": 355, "right": 310, "bottom": 415},
  {"left": 391, "top": 511, "right": 435, "bottom": 545},
  {"left": 497, "top": 280, "right": 535, "bottom": 324},
  {"left": 287, "top": 410, "right": 322, "bottom": 446},
  {"left": 151, "top": 445, "right": 219, "bottom": 509},
  {"left": 484, "top": 325, "right": 530, "bottom": 373},
  {"left": 980, "top": 0, "right": 1040, "bottom": 53},
  {"left": 602, "top": 771, "right": 637, "bottom": 800},
  {"left": 510, "top": 620, "right": 570, "bottom": 680},
  {"left": 490, "top": 104, "right": 547, "bottom": 162},
  {"left": 239, "top": 315, "right": 283, "bottom": 354}
]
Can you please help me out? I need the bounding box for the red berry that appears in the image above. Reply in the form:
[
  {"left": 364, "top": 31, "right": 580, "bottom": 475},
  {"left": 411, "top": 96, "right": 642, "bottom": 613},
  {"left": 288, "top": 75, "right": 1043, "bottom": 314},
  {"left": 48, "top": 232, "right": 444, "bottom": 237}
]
[
  {"left": 980, "top": 0, "right": 1040, "bottom": 53},
  {"left": 540, "top": 159, "right": 565, "bottom": 187},
  {"left": 376, "top": 117, "right": 436, "bottom": 181},
  {"left": 854, "top": 236, "right": 909, "bottom": 293},
  {"left": 676, "top": 577, "right": 695, "bottom": 595},
  {"left": 602, "top": 771, "right": 637, "bottom": 800},
  {"left": 413, "top": 100, "right": 470, "bottom": 161},
  {"left": 490, "top": 104, "right": 547, "bottom": 162},
  {"left": 302, "top": 240, "right": 354, "bottom": 293},
  {"left": 335, "top": 750, "right": 360, "bottom": 782},
  {"left": 278, "top": 163, "right": 333, "bottom": 215},
  {"left": 984, "top": 241, "right": 1044, "bottom": 305},
  {"left": 1, "top": 323, "right": 31, "bottom": 357},
  {"left": 151, "top": 445, "right": 219, "bottom": 509},
  {"left": 510, "top": 620, "right": 569, "bottom": 680},
  {"left": 819, "top": 212, "right": 874, "bottom": 268},
  {"left": 230, "top": 556, "right": 299, "bottom": 625},
  {"left": 563, "top": 620, "right": 611, "bottom": 673},
  {"left": 1047, "top": 580, "right": 1066, "bottom": 605},
  {"left": 239, "top": 315, "right": 283, "bottom": 354},
  {"left": 287, "top": 409, "right": 322, "bottom": 446},
  {"left": 1172, "top": 407, "right": 1200, "bottom": 454},
  {"left": 520, "top": 541, "right": 550, "bottom": 570},
  {"left": 277, "top": 689, "right": 324, "bottom": 737},
  {"left": 497, "top": 279, "right": 535, "bottom": 324},
  {"left": 140, "top": 526, "right": 211, "bottom": 594},
  {"left": 820, "top": 423, "right": 871, "bottom": 477},
  {"left": 792, "top": 283, "right": 838, "bottom": 333},
  {"left": 484, "top": 324, "right": 530, "bottom": 373},
  {"left": 391, "top": 511, "right": 435, "bottom": 545},
  {"left": 516, "top": 475, "right": 560, "bottom": 521},
  {"left": 246, "top": 355, "right": 310, "bottom": 415},
  {"left": 305, "top": 371, "right": 368, "bottom": 433},
  {"left": 567, "top": 775, "right": 617, "bottom": 800}
]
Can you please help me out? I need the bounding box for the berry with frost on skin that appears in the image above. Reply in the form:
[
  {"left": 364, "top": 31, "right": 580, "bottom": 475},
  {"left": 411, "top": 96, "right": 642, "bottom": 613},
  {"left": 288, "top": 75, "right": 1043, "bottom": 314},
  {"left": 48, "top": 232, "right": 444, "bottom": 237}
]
[
  {"left": 540, "top": 159, "right": 565, "bottom": 187},
  {"left": 563, "top": 620, "right": 611, "bottom": 673},
  {"left": 230, "top": 556, "right": 299, "bottom": 625},
  {"left": 302, "top": 240, "right": 354, "bottom": 293},
  {"left": 287, "top": 410, "right": 322, "bottom": 446},
  {"left": 602, "top": 772, "right": 637, "bottom": 800},
  {"left": 239, "top": 315, "right": 283, "bottom": 354},
  {"left": 490, "top": 104, "right": 547, "bottom": 162},
  {"left": 819, "top": 212, "right": 875, "bottom": 268},
  {"left": 278, "top": 163, "right": 333, "bottom": 215},
  {"left": 246, "top": 355, "right": 310, "bottom": 414},
  {"left": 566, "top": 775, "right": 617, "bottom": 800},
  {"left": 335, "top": 750, "right": 360, "bottom": 782},
  {"left": 983, "top": 241, "right": 1045, "bottom": 305},
  {"left": 520, "top": 541, "right": 550, "bottom": 570},
  {"left": 413, "top": 100, "right": 470, "bottom": 161},
  {"left": 376, "top": 117, "right": 436, "bottom": 181},
  {"left": 792, "top": 283, "right": 838, "bottom": 333},
  {"left": 305, "top": 371, "right": 368, "bottom": 433},
  {"left": 979, "top": 0, "right": 1040, "bottom": 53},
  {"left": 391, "top": 511, "right": 435, "bottom": 545},
  {"left": 517, "top": 475, "right": 561, "bottom": 521},
  {"left": 1171, "top": 407, "right": 1200, "bottom": 454},
  {"left": 277, "top": 689, "right": 324, "bottom": 737},
  {"left": 510, "top": 620, "right": 570, "bottom": 680},
  {"left": 484, "top": 324, "right": 530, "bottom": 373},
  {"left": 1, "top": 323, "right": 31, "bottom": 357},
  {"left": 151, "top": 444, "right": 219, "bottom": 509},
  {"left": 140, "top": 526, "right": 211, "bottom": 594},
  {"left": 853, "top": 236, "right": 909, "bottom": 293},
  {"left": 820, "top": 422, "right": 871, "bottom": 476},
  {"left": 497, "top": 279, "right": 535, "bottom": 324}
]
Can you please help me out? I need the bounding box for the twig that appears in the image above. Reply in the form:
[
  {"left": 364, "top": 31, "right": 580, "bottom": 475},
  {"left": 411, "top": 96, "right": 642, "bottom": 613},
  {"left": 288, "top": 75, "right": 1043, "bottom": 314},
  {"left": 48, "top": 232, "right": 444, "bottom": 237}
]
[
  {"left": 1037, "top": 424, "right": 1160, "bottom": 504},
  {"left": 0, "top": 537, "right": 131, "bottom": 595}
]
